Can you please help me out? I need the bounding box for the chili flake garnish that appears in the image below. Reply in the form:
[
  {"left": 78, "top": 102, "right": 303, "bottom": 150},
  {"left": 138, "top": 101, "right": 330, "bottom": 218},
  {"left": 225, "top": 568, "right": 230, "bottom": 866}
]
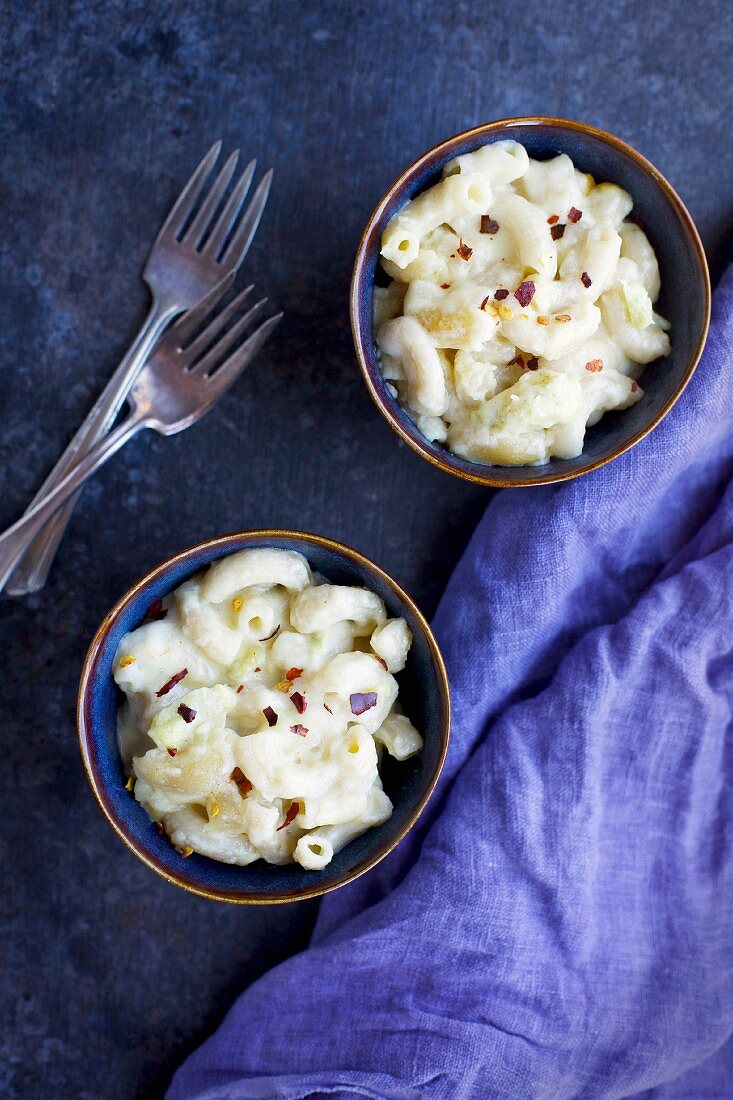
[
  {"left": 259, "top": 626, "right": 279, "bottom": 642},
  {"left": 584, "top": 359, "right": 604, "bottom": 373},
  {"left": 236, "top": 684, "right": 244, "bottom": 694},
  {"left": 456, "top": 239, "right": 473, "bottom": 260},
  {"left": 119, "top": 654, "right": 136, "bottom": 669},
  {"left": 555, "top": 314, "right": 571, "bottom": 323},
  {"left": 440, "top": 282, "right": 451, "bottom": 289},
  {"left": 494, "top": 287, "right": 510, "bottom": 301},
  {"left": 631, "top": 380, "right": 639, "bottom": 392},
  {"left": 263, "top": 706, "right": 278, "bottom": 727},
  {"left": 581, "top": 271, "right": 592, "bottom": 288},
  {"left": 254, "top": 667, "right": 261, "bottom": 673},
  {"left": 550, "top": 223, "right": 566, "bottom": 241},
  {"left": 177, "top": 703, "right": 197, "bottom": 723},
  {"left": 230, "top": 767, "right": 253, "bottom": 796},
  {"left": 167, "top": 747, "right": 178, "bottom": 757},
  {"left": 290, "top": 724, "right": 308, "bottom": 737},
  {"left": 156, "top": 668, "right": 188, "bottom": 697},
  {"left": 480, "top": 215, "right": 499, "bottom": 234},
  {"left": 547, "top": 214, "right": 560, "bottom": 225},
  {"left": 277, "top": 802, "right": 300, "bottom": 831},
  {"left": 285, "top": 667, "right": 303, "bottom": 681},
  {"left": 526, "top": 357, "right": 539, "bottom": 371},
  {"left": 479, "top": 294, "right": 491, "bottom": 311},
  {"left": 510, "top": 354, "right": 525, "bottom": 368},
  {"left": 567, "top": 207, "right": 582, "bottom": 223},
  {"left": 231, "top": 595, "right": 243, "bottom": 612},
  {"left": 290, "top": 691, "right": 307, "bottom": 714},
  {"left": 142, "top": 597, "right": 168, "bottom": 624},
  {"left": 350, "top": 691, "right": 378, "bottom": 716},
  {"left": 514, "top": 281, "right": 536, "bottom": 307}
]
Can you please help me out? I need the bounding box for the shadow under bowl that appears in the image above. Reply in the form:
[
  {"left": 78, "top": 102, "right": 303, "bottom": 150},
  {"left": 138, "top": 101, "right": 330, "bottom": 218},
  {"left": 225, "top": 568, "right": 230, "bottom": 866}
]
[
  {"left": 351, "top": 116, "right": 711, "bottom": 487},
  {"left": 77, "top": 530, "right": 450, "bottom": 903}
]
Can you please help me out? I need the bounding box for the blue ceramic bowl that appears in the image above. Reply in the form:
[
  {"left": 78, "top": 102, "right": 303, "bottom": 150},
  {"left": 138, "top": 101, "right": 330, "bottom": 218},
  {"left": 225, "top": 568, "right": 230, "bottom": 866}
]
[
  {"left": 351, "top": 117, "right": 711, "bottom": 487},
  {"left": 78, "top": 531, "right": 450, "bottom": 903}
]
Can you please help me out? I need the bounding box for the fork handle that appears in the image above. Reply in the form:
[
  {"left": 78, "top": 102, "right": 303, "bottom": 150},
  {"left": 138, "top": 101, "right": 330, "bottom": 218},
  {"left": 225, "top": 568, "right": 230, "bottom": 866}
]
[
  {"left": 0, "top": 411, "right": 148, "bottom": 595},
  {"left": 5, "top": 299, "right": 179, "bottom": 596}
]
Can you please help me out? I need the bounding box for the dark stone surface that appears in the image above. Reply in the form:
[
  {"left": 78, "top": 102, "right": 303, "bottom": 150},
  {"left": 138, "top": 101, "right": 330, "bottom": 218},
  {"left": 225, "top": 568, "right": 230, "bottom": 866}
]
[{"left": 0, "top": 2, "right": 730, "bottom": 1097}]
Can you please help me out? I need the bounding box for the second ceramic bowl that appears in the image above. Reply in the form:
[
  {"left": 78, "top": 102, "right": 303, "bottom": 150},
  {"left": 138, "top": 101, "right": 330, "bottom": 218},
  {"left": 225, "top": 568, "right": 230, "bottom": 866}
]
[
  {"left": 351, "top": 117, "right": 710, "bottom": 487},
  {"left": 77, "top": 531, "right": 450, "bottom": 903}
]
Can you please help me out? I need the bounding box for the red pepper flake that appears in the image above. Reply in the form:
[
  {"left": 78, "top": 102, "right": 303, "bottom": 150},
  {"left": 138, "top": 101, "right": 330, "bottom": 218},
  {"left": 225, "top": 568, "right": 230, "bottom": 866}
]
[
  {"left": 236, "top": 684, "right": 244, "bottom": 694},
  {"left": 581, "top": 271, "right": 592, "bottom": 288},
  {"left": 526, "top": 357, "right": 539, "bottom": 371},
  {"left": 494, "top": 288, "right": 510, "bottom": 301},
  {"left": 514, "top": 281, "right": 535, "bottom": 307},
  {"left": 285, "top": 667, "right": 303, "bottom": 681},
  {"left": 547, "top": 214, "right": 560, "bottom": 225},
  {"left": 290, "top": 724, "right": 308, "bottom": 737},
  {"left": 142, "top": 597, "right": 168, "bottom": 624},
  {"left": 550, "top": 223, "right": 566, "bottom": 240},
  {"left": 177, "top": 703, "right": 197, "bottom": 723},
  {"left": 230, "top": 767, "right": 253, "bottom": 796},
  {"left": 254, "top": 667, "right": 261, "bottom": 673},
  {"left": 323, "top": 703, "right": 333, "bottom": 715},
  {"left": 263, "top": 706, "right": 278, "bottom": 727},
  {"left": 277, "top": 801, "right": 300, "bottom": 831},
  {"left": 440, "top": 282, "right": 451, "bottom": 289},
  {"left": 567, "top": 207, "right": 582, "bottom": 223},
  {"left": 480, "top": 215, "right": 499, "bottom": 234},
  {"left": 479, "top": 294, "right": 490, "bottom": 311},
  {"left": 510, "top": 354, "right": 525, "bottom": 368},
  {"left": 290, "top": 691, "right": 307, "bottom": 715},
  {"left": 167, "top": 747, "right": 178, "bottom": 757},
  {"left": 156, "top": 668, "right": 188, "bottom": 697},
  {"left": 631, "top": 380, "right": 639, "bottom": 392},
  {"left": 456, "top": 239, "right": 473, "bottom": 261},
  {"left": 584, "top": 359, "right": 604, "bottom": 373},
  {"left": 350, "top": 691, "right": 378, "bottom": 716}
]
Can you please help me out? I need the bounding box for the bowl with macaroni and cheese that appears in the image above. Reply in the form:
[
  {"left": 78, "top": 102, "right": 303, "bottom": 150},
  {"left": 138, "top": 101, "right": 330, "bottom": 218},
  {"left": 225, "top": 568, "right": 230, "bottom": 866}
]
[
  {"left": 352, "top": 117, "right": 710, "bottom": 486},
  {"left": 78, "top": 531, "right": 450, "bottom": 903}
]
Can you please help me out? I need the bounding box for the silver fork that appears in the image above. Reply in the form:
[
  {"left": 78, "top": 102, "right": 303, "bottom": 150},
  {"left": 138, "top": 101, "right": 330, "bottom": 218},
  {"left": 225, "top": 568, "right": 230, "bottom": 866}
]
[
  {"left": 7, "top": 141, "right": 272, "bottom": 596},
  {"left": 0, "top": 275, "right": 282, "bottom": 594}
]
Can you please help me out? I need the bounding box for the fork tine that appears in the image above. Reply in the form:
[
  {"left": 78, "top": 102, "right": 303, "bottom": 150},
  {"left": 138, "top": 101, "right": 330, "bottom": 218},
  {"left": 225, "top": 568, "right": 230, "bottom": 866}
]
[
  {"left": 183, "top": 149, "right": 239, "bottom": 248},
  {"left": 154, "top": 141, "right": 223, "bottom": 243},
  {"left": 183, "top": 285, "right": 254, "bottom": 362},
  {"left": 219, "top": 169, "right": 273, "bottom": 268},
  {"left": 192, "top": 298, "right": 270, "bottom": 375},
  {"left": 203, "top": 159, "right": 257, "bottom": 260},
  {"left": 169, "top": 271, "right": 236, "bottom": 345},
  {"left": 205, "top": 313, "right": 283, "bottom": 396}
]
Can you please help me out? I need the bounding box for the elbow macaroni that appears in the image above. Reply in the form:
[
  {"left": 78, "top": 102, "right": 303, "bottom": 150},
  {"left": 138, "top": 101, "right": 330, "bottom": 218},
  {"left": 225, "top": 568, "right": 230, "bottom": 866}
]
[
  {"left": 376, "top": 141, "right": 671, "bottom": 466},
  {"left": 114, "top": 548, "right": 423, "bottom": 869}
]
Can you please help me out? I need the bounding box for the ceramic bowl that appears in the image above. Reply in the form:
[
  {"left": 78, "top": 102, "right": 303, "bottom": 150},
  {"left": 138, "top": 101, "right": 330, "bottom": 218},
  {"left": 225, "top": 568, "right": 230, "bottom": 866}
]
[
  {"left": 351, "top": 116, "right": 710, "bottom": 487},
  {"left": 77, "top": 530, "right": 450, "bottom": 903}
]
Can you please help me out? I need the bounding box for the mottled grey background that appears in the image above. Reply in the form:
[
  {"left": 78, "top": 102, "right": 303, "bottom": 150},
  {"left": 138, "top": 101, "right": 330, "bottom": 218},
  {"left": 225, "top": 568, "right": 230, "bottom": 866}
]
[{"left": 1, "top": 1, "right": 731, "bottom": 1097}]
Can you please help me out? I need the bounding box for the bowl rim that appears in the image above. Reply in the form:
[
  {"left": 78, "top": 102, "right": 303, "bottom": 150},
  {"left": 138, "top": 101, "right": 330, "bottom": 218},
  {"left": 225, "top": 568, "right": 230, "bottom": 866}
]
[
  {"left": 350, "top": 115, "right": 712, "bottom": 488},
  {"left": 77, "top": 528, "right": 451, "bottom": 904}
]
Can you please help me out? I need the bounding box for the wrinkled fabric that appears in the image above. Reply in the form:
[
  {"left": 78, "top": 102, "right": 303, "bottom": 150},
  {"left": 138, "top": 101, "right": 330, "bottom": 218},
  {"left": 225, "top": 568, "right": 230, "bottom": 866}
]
[{"left": 169, "top": 266, "right": 733, "bottom": 1100}]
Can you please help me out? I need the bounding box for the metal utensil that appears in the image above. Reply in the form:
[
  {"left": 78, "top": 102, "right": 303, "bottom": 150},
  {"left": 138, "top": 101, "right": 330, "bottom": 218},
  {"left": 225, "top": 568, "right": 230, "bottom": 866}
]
[
  {"left": 0, "top": 275, "right": 282, "bottom": 594},
  {"left": 8, "top": 141, "right": 272, "bottom": 595}
]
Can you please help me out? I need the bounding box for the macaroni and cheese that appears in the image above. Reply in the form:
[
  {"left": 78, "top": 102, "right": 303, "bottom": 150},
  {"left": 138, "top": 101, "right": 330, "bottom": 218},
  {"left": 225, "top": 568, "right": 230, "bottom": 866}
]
[
  {"left": 375, "top": 141, "right": 671, "bottom": 466},
  {"left": 114, "top": 548, "right": 422, "bottom": 870}
]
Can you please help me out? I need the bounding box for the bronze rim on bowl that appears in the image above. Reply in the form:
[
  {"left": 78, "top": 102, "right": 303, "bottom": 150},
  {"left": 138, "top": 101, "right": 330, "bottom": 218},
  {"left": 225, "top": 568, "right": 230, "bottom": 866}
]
[
  {"left": 77, "top": 530, "right": 451, "bottom": 904},
  {"left": 351, "top": 116, "right": 712, "bottom": 488}
]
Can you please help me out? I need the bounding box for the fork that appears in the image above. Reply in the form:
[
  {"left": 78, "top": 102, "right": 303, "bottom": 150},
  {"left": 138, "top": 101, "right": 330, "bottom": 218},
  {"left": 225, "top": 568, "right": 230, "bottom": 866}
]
[
  {"left": 0, "top": 275, "right": 282, "bottom": 594},
  {"left": 7, "top": 141, "right": 272, "bottom": 596}
]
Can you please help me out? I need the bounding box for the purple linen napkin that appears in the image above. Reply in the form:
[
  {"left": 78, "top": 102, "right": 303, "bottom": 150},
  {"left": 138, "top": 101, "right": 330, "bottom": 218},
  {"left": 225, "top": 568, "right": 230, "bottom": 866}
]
[{"left": 169, "top": 266, "right": 733, "bottom": 1100}]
